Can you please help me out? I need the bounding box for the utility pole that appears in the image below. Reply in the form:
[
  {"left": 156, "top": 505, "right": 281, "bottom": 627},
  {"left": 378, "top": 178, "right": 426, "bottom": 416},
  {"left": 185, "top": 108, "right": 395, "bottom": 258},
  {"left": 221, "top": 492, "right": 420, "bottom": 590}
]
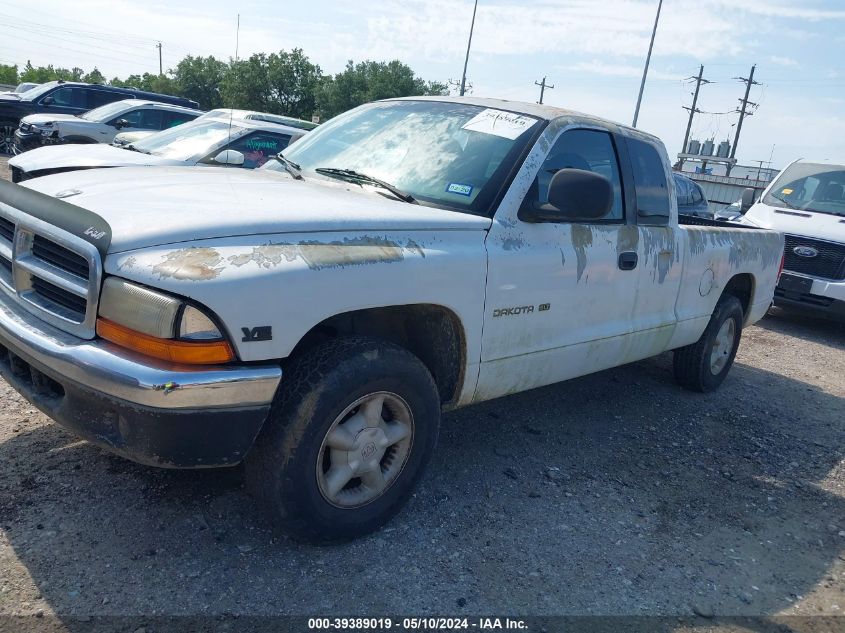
[
  {"left": 678, "top": 65, "right": 709, "bottom": 170},
  {"left": 632, "top": 0, "right": 663, "bottom": 127},
  {"left": 459, "top": 0, "right": 479, "bottom": 97},
  {"left": 534, "top": 76, "right": 554, "bottom": 104},
  {"left": 727, "top": 64, "right": 759, "bottom": 175},
  {"left": 156, "top": 42, "right": 162, "bottom": 76}
]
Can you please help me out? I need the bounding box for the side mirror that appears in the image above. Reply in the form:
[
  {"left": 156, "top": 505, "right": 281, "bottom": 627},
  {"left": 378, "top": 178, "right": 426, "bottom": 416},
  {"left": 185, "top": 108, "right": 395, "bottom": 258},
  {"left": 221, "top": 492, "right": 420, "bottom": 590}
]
[
  {"left": 113, "top": 118, "right": 130, "bottom": 129},
  {"left": 213, "top": 149, "right": 245, "bottom": 166},
  {"left": 41, "top": 96, "right": 54, "bottom": 106},
  {"left": 740, "top": 187, "right": 756, "bottom": 213},
  {"left": 519, "top": 168, "right": 613, "bottom": 223}
]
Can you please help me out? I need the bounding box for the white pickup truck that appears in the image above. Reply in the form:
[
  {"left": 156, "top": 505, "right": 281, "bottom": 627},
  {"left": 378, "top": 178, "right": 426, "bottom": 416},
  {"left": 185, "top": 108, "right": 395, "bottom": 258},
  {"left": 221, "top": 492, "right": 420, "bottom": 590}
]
[
  {"left": 0, "top": 97, "right": 783, "bottom": 540},
  {"left": 736, "top": 159, "right": 845, "bottom": 318}
]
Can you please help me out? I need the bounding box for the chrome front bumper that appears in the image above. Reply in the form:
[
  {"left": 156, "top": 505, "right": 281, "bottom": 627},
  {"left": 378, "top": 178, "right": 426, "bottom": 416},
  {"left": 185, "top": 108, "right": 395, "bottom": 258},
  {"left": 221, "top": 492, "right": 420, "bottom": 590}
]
[
  {"left": 0, "top": 287, "right": 281, "bottom": 409},
  {"left": 0, "top": 289, "right": 282, "bottom": 467}
]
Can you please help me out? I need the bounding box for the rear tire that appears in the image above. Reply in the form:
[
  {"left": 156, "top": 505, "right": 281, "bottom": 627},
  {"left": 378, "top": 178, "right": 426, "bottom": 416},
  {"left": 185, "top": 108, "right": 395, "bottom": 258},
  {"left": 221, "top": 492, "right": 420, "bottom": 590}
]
[
  {"left": 673, "top": 294, "right": 744, "bottom": 392},
  {"left": 245, "top": 337, "right": 440, "bottom": 541}
]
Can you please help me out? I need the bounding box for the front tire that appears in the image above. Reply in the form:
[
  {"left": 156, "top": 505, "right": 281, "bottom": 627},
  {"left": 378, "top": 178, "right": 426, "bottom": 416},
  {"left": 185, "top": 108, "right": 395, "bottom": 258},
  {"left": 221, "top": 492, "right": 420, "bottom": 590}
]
[
  {"left": 673, "top": 294, "right": 744, "bottom": 392},
  {"left": 246, "top": 337, "right": 440, "bottom": 541}
]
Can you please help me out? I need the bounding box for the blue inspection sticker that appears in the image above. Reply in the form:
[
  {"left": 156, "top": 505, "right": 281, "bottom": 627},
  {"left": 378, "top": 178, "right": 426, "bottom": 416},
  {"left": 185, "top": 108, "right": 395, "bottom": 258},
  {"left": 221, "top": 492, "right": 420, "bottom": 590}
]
[{"left": 446, "top": 182, "right": 473, "bottom": 197}]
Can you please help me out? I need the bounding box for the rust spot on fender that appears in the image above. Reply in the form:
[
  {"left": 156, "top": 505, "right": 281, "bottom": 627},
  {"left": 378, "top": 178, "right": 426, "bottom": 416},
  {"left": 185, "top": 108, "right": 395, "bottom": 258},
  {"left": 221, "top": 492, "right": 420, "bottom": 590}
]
[
  {"left": 152, "top": 247, "right": 224, "bottom": 280},
  {"left": 227, "top": 236, "right": 411, "bottom": 271},
  {"left": 228, "top": 245, "right": 300, "bottom": 268},
  {"left": 570, "top": 225, "right": 593, "bottom": 282}
]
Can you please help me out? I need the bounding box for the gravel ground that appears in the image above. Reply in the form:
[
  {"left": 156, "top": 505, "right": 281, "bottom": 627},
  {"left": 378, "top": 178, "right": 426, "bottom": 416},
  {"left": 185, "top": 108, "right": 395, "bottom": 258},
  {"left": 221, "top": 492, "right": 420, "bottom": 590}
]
[{"left": 0, "top": 156, "right": 842, "bottom": 623}]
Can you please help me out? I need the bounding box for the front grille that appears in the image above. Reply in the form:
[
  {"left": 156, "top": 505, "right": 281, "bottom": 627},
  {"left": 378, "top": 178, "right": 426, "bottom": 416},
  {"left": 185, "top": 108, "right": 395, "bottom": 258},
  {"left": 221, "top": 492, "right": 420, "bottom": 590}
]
[
  {"left": 0, "top": 217, "right": 13, "bottom": 242},
  {"left": 31, "top": 277, "right": 88, "bottom": 315},
  {"left": 0, "top": 210, "right": 99, "bottom": 338},
  {"left": 783, "top": 234, "right": 845, "bottom": 280},
  {"left": 32, "top": 235, "right": 89, "bottom": 279}
]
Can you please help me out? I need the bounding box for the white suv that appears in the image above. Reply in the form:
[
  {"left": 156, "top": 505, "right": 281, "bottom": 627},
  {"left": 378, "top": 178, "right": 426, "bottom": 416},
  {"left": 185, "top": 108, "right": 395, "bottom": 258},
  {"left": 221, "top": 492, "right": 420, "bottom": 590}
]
[{"left": 14, "top": 99, "right": 202, "bottom": 153}]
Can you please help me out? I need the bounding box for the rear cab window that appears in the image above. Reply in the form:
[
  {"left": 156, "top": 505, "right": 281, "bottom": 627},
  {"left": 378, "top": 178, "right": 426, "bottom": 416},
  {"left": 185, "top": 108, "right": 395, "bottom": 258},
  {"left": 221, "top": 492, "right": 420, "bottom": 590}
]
[{"left": 627, "top": 138, "right": 670, "bottom": 224}]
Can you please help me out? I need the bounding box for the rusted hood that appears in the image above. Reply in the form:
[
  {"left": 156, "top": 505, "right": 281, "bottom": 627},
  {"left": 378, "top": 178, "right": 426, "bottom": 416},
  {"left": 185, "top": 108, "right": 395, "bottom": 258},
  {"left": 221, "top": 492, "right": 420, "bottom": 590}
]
[{"left": 21, "top": 166, "right": 492, "bottom": 253}]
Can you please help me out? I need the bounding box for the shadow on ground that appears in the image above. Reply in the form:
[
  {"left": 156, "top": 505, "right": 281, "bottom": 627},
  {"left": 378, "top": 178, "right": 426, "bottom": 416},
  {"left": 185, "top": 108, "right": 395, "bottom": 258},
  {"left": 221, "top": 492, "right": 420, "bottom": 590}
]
[{"left": 0, "top": 332, "right": 842, "bottom": 623}]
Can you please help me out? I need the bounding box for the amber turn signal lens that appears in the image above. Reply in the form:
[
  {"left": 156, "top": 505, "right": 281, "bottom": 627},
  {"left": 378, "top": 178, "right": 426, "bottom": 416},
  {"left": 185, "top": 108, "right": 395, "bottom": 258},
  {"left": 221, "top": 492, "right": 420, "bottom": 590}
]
[{"left": 96, "top": 318, "right": 234, "bottom": 365}]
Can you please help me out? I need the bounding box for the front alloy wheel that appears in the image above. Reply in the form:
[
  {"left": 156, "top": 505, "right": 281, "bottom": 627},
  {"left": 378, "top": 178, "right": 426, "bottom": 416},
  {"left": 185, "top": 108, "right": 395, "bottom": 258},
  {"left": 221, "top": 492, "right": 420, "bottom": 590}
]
[
  {"left": 246, "top": 337, "right": 440, "bottom": 541},
  {"left": 316, "top": 391, "right": 414, "bottom": 508}
]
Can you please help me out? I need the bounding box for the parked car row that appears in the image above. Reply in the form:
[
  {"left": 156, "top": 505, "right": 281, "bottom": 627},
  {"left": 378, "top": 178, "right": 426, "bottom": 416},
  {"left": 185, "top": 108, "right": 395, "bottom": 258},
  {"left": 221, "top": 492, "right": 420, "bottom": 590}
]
[
  {"left": 0, "top": 80, "right": 199, "bottom": 154},
  {"left": 9, "top": 115, "right": 306, "bottom": 181}
]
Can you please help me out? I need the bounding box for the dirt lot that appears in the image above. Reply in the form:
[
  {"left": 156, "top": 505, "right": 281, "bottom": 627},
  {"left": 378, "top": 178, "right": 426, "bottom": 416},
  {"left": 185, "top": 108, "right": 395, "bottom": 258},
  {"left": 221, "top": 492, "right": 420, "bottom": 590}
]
[{"left": 0, "top": 156, "right": 842, "bottom": 624}]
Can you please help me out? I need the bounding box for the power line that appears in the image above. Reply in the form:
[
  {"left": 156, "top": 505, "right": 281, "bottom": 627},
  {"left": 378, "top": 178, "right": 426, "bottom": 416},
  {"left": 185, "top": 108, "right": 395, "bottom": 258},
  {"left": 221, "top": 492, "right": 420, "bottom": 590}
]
[
  {"left": 0, "top": 23, "right": 164, "bottom": 64},
  {"left": 0, "top": 29, "right": 159, "bottom": 70}
]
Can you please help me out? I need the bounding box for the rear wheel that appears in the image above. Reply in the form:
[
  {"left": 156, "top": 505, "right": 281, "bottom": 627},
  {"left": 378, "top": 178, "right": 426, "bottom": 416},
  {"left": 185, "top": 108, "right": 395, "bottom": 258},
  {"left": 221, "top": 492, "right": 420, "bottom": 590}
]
[
  {"left": 245, "top": 337, "right": 440, "bottom": 541},
  {"left": 673, "top": 294, "right": 744, "bottom": 392}
]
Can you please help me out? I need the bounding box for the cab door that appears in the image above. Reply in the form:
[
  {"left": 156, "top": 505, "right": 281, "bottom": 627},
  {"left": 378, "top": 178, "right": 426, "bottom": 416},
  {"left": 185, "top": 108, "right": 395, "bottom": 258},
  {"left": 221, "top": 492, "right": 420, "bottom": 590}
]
[
  {"left": 621, "top": 136, "right": 683, "bottom": 346},
  {"left": 475, "top": 125, "right": 642, "bottom": 403}
]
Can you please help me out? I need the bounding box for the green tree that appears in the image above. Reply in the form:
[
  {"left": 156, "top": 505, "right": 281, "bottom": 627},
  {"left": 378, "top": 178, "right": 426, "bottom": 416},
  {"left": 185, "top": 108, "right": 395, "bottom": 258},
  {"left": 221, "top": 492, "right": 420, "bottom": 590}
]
[
  {"left": 18, "top": 61, "right": 84, "bottom": 83},
  {"left": 112, "top": 72, "right": 177, "bottom": 95},
  {"left": 318, "top": 60, "right": 447, "bottom": 119},
  {"left": 83, "top": 67, "right": 105, "bottom": 84},
  {"left": 172, "top": 55, "right": 226, "bottom": 109},
  {"left": 266, "top": 48, "right": 322, "bottom": 119},
  {"left": 221, "top": 54, "right": 270, "bottom": 111},
  {"left": 0, "top": 64, "right": 17, "bottom": 86}
]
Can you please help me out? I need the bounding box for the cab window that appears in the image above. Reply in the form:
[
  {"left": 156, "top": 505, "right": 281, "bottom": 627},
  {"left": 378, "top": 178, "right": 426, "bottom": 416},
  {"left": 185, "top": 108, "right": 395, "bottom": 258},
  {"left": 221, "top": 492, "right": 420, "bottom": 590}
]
[
  {"left": 521, "top": 128, "right": 624, "bottom": 221},
  {"left": 628, "top": 138, "right": 670, "bottom": 223},
  {"left": 43, "top": 87, "right": 87, "bottom": 108},
  {"left": 114, "top": 108, "right": 164, "bottom": 130}
]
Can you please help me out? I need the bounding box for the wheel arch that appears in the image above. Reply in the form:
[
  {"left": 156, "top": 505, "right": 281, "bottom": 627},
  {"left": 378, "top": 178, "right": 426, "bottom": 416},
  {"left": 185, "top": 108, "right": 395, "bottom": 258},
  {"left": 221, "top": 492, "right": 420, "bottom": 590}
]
[
  {"left": 722, "top": 272, "right": 755, "bottom": 323},
  {"left": 287, "top": 303, "right": 467, "bottom": 409}
]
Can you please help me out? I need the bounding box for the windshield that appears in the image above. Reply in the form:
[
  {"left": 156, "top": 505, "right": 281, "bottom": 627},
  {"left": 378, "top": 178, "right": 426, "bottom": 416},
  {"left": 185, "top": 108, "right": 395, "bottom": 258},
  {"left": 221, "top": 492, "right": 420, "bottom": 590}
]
[
  {"left": 17, "top": 82, "right": 58, "bottom": 101},
  {"left": 283, "top": 100, "right": 540, "bottom": 213},
  {"left": 131, "top": 119, "right": 246, "bottom": 160},
  {"left": 763, "top": 161, "right": 845, "bottom": 217},
  {"left": 81, "top": 101, "right": 131, "bottom": 122}
]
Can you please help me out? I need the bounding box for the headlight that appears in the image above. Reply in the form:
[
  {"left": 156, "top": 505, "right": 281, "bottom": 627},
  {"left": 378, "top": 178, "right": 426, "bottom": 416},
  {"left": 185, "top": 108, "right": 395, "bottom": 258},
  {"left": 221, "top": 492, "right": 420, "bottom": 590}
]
[
  {"left": 97, "top": 277, "right": 233, "bottom": 364},
  {"left": 33, "top": 122, "right": 53, "bottom": 129}
]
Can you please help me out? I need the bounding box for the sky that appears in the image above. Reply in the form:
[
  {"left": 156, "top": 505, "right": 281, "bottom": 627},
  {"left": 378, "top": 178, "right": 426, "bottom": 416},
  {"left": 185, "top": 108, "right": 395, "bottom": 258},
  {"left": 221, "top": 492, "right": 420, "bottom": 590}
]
[{"left": 2, "top": 0, "right": 844, "bottom": 168}]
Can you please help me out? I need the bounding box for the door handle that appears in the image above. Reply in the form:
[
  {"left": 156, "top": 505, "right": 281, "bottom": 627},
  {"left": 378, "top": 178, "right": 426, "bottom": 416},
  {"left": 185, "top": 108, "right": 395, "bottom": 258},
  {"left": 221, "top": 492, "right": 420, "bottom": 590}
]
[{"left": 618, "top": 251, "right": 638, "bottom": 271}]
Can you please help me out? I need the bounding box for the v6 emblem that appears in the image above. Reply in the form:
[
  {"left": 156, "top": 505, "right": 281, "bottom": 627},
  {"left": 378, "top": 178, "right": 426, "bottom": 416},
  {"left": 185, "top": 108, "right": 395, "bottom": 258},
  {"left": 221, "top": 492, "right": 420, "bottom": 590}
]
[{"left": 241, "top": 326, "right": 272, "bottom": 342}]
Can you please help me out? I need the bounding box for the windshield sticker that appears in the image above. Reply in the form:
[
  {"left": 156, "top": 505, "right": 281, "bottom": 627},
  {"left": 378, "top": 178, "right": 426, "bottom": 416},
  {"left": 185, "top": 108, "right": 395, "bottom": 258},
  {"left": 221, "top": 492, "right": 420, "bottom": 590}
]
[
  {"left": 781, "top": 188, "right": 794, "bottom": 195},
  {"left": 461, "top": 108, "right": 536, "bottom": 140},
  {"left": 246, "top": 139, "right": 278, "bottom": 151},
  {"left": 446, "top": 182, "right": 473, "bottom": 197}
]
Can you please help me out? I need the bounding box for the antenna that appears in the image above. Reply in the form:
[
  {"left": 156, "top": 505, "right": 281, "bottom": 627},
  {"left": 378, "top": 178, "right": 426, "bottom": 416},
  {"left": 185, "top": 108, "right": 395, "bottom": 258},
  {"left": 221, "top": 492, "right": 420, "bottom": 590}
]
[{"left": 226, "top": 13, "right": 240, "bottom": 151}]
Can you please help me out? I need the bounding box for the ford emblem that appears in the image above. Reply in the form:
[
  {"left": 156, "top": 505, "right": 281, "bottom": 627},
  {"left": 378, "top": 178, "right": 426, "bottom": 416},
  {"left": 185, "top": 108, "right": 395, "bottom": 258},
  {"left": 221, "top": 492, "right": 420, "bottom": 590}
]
[{"left": 792, "top": 246, "right": 818, "bottom": 258}]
